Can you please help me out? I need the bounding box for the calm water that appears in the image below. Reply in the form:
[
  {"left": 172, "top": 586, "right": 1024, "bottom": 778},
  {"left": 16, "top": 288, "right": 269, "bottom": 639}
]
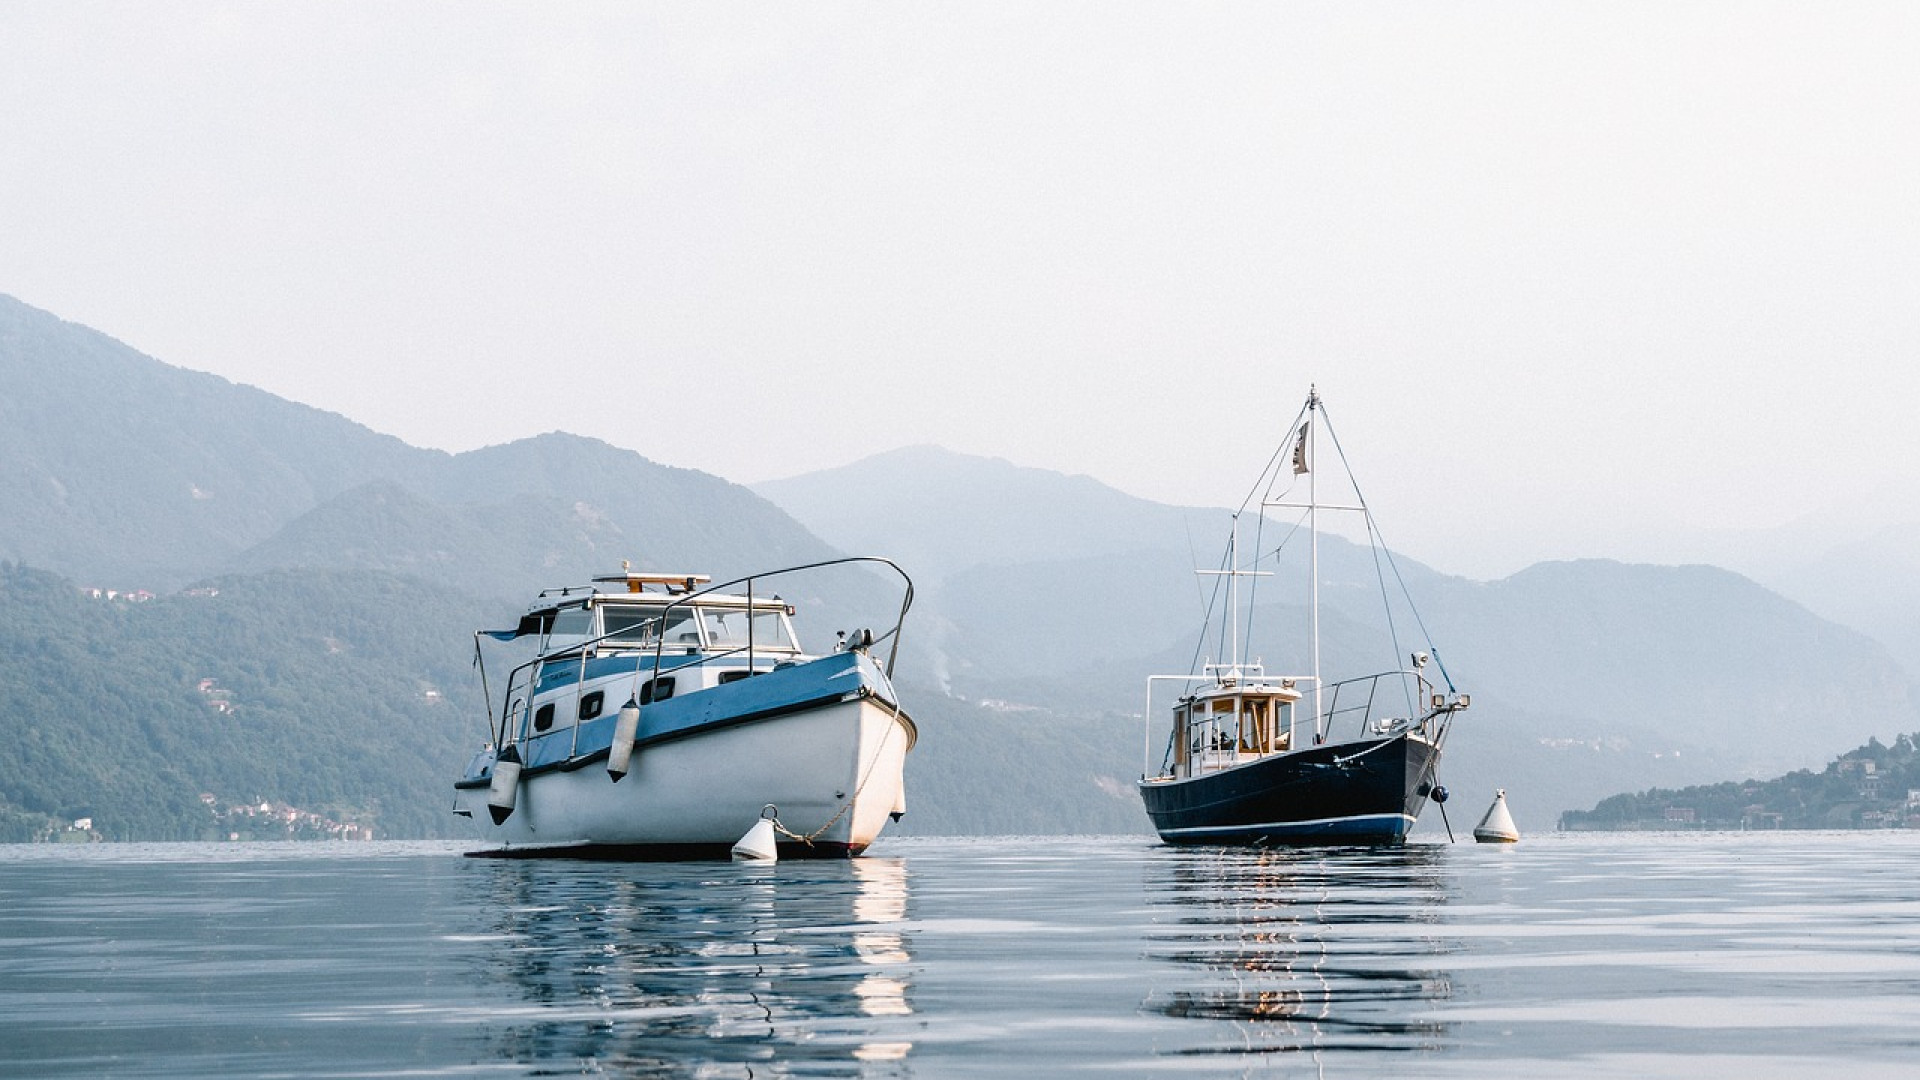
[{"left": 3, "top": 832, "right": 1918, "bottom": 1078}]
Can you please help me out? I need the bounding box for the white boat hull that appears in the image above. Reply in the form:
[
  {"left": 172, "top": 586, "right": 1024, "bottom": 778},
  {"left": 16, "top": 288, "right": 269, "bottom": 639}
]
[{"left": 456, "top": 695, "right": 913, "bottom": 857}]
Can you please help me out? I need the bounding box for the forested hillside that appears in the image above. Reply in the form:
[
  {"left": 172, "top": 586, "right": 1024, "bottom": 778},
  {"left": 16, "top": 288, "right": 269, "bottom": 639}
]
[
  {"left": 0, "top": 563, "right": 485, "bottom": 841},
  {"left": 1562, "top": 732, "right": 1920, "bottom": 830}
]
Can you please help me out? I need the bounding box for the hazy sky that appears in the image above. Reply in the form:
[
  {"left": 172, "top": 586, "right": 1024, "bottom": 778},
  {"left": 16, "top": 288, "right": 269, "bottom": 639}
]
[{"left": 3, "top": 3, "right": 1916, "bottom": 578}]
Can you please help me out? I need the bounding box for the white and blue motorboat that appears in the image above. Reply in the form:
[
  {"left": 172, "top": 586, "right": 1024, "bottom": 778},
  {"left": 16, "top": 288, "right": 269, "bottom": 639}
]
[{"left": 454, "top": 557, "right": 916, "bottom": 858}]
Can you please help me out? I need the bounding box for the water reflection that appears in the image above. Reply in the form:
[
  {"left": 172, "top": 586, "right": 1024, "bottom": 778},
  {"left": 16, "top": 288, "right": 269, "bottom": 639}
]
[
  {"left": 474, "top": 857, "right": 914, "bottom": 1076},
  {"left": 1143, "top": 843, "right": 1457, "bottom": 1057}
]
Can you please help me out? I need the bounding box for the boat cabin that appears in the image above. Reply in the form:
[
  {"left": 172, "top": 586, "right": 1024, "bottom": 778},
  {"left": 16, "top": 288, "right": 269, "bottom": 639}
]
[
  {"left": 493, "top": 573, "right": 814, "bottom": 751},
  {"left": 1172, "top": 678, "right": 1300, "bottom": 779}
]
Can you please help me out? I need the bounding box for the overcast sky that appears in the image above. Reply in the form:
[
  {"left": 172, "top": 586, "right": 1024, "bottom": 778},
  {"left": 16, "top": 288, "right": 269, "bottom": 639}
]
[{"left": 3, "top": 3, "right": 1916, "bottom": 578}]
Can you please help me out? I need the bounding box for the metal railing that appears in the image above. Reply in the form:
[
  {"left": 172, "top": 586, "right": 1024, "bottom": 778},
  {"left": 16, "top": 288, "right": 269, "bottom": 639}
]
[
  {"left": 1146, "top": 666, "right": 1468, "bottom": 779},
  {"left": 1318, "top": 668, "right": 1462, "bottom": 746}
]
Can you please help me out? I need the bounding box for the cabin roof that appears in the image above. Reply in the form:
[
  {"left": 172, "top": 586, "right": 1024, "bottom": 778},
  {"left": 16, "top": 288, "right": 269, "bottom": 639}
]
[
  {"left": 521, "top": 573, "right": 790, "bottom": 619},
  {"left": 1190, "top": 680, "right": 1302, "bottom": 703},
  {"left": 589, "top": 571, "right": 711, "bottom": 594}
]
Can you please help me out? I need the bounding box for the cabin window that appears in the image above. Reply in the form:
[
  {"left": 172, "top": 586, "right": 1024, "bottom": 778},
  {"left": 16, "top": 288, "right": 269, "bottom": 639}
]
[
  {"left": 701, "top": 609, "right": 750, "bottom": 649},
  {"left": 719, "top": 670, "right": 753, "bottom": 685},
  {"left": 602, "top": 605, "right": 667, "bottom": 646},
  {"left": 547, "top": 607, "right": 593, "bottom": 652},
  {"left": 1212, "top": 698, "right": 1234, "bottom": 749},
  {"left": 662, "top": 608, "right": 701, "bottom": 648},
  {"left": 640, "top": 676, "right": 675, "bottom": 705},
  {"left": 750, "top": 609, "right": 798, "bottom": 651},
  {"left": 533, "top": 703, "right": 555, "bottom": 733},
  {"left": 1240, "top": 699, "right": 1270, "bottom": 753},
  {"left": 578, "top": 691, "right": 604, "bottom": 721}
]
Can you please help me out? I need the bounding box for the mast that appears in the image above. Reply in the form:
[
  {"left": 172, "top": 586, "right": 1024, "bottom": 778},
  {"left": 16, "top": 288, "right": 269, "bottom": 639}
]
[
  {"left": 1228, "top": 514, "right": 1241, "bottom": 674},
  {"left": 1308, "top": 386, "right": 1323, "bottom": 742}
]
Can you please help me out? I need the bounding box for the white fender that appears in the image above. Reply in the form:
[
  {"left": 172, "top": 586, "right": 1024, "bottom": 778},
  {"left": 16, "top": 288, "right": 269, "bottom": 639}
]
[
  {"left": 607, "top": 699, "right": 641, "bottom": 781},
  {"left": 487, "top": 744, "right": 523, "bottom": 825}
]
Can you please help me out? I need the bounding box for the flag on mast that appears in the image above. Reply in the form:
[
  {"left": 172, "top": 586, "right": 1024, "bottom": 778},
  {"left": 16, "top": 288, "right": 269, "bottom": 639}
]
[{"left": 1291, "top": 421, "right": 1310, "bottom": 475}]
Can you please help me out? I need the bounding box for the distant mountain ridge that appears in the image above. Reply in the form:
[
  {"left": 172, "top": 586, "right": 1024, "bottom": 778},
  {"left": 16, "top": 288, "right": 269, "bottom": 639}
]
[
  {"left": 0, "top": 294, "right": 431, "bottom": 587},
  {"left": 3, "top": 292, "right": 1917, "bottom": 840},
  {"left": 0, "top": 294, "right": 839, "bottom": 600},
  {"left": 755, "top": 445, "right": 1209, "bottom": 582}
]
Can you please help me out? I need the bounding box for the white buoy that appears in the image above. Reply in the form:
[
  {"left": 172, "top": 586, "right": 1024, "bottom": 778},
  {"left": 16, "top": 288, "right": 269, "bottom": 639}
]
[
  {"left": 1473, "top": 788, "right": 1520, "bottom": 843},
  {"left": 732, "top": 815, "right": 779, "bottom": 862},
  {"left": 607, "top": 698, "right": 641, "bottom": 781},
  {"left": 486, "top": 744, "right": 522, "bottom": 825}
]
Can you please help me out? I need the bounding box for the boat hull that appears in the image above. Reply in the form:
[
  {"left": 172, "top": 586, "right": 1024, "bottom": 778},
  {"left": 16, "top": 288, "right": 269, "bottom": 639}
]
[
  {"left": 455, "top": 694, "right": 913, "bottom": 859},
  {"left": 1138, "top": 733, "right": 1440, "bottom": 845}
]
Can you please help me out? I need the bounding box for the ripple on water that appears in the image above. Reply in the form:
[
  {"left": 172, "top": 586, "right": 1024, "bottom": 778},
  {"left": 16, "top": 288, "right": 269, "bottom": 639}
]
[{"left": 2, "top": 833, "right": 1919, "bottom": 1076}]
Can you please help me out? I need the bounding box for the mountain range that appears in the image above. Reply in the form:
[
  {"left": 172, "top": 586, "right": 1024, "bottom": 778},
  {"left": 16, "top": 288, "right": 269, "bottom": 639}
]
[{"left": 3, "top": 291, "right": 1916, "bottom": 841}]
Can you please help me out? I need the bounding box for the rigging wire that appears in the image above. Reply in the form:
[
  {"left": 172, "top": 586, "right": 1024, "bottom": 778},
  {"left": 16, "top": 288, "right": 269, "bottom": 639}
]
[
  {"left": 1364, "top": 515, "right": 1416, "bottom": 717},
  {"left": 1229, "top": 399, "right": 1311, "bottom": 672},
  {"left": 1160, "top": 531, "right": 1236, "bottom": 774},
  {"left": 1317, "top": 400, "right": 1456, "bottom": 694},
  {"left": 1182, "top": 513, "right": 1209, "bottom": 616}
]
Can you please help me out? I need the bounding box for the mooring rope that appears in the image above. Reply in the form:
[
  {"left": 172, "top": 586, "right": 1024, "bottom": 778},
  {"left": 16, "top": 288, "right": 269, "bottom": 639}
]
[{"left": 771, "top": 688, "right": 907, "bottom": 846}]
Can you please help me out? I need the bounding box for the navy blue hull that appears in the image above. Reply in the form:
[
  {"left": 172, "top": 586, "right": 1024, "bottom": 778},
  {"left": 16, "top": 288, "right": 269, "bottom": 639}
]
[{"left": 1138, "top": 734, "right": 1440, "bottom": 846}]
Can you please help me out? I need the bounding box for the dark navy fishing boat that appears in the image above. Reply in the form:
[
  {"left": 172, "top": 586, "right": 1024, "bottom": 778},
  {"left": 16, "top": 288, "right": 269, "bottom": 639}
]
[{"left": 1138, "top": 388, "right": 1470, "bottom": 845}]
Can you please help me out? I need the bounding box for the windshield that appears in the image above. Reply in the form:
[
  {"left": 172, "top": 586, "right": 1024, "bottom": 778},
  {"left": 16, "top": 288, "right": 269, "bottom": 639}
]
[
  {"left": 699, "top": 606, "right": 799, "bottom": 652},
  {"left": 544, "top": 606, "right": 593, "bottom": 653},
  {"left": 601, "top": 605, "right": 667, "bottom": 645},
  {"left": 600, "top": 604, "right": 699, "bottom": 648}
]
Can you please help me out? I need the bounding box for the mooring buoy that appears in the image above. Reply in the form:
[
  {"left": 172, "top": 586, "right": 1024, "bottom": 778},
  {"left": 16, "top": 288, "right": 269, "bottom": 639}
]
[
  {"left": 732, "top": 805, "right": 780, "bottom": 862},
  {"left": 1473, "top": 788, "right": 1520, "bottom": 843}
]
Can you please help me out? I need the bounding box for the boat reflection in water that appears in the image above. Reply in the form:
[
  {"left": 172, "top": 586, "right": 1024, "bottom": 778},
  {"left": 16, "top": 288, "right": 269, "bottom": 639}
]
[
  {"left": 471, "top": 856, "right": 914, "bottom": 1074},
  {"left": 1141, "top": 843, "right": 1457, "bottom": 1056}
]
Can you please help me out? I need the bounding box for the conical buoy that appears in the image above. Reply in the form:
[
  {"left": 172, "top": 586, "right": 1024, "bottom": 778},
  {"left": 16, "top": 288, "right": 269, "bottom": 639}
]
[
  {"left": 487, "top": 744, "right": 522, "bottom": 825},
  {"left": 607, "top": 698, "right": 641, "bottom": 781},
  {"left": 1473, "top": 788, "right": 1519, "bottom": 843},
  {"left": 733, "top": 806, "right": 780, "bottom": 862}
]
